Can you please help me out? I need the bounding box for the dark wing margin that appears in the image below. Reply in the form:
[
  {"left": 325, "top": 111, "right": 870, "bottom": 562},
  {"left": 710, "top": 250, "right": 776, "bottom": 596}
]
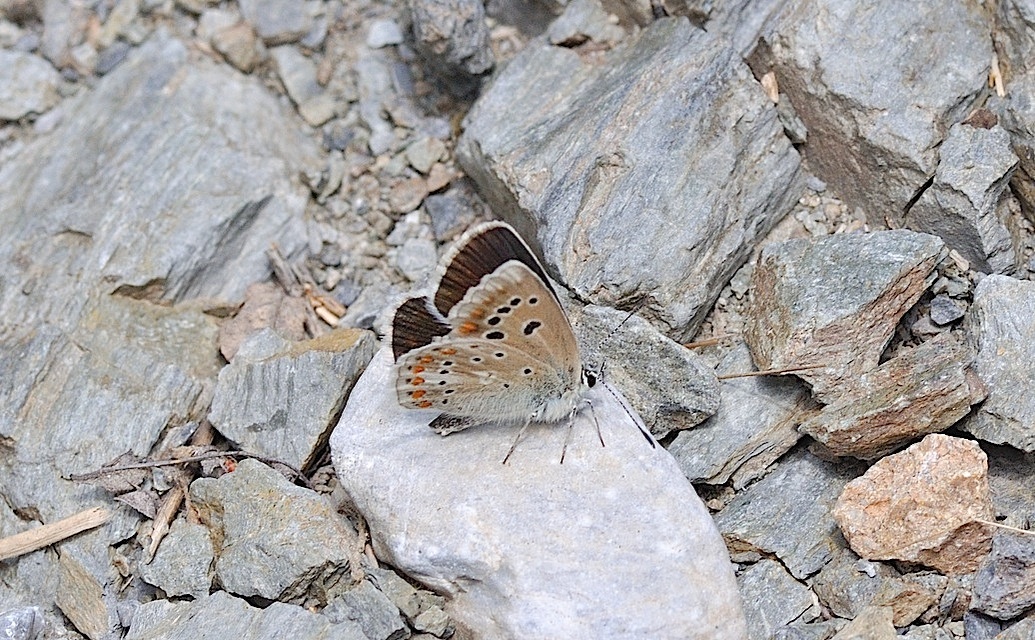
[
  {"left": 433, "top": 223, "right": 558, "bottom": 316},
  {"left": 391, "top": 297, "right": 451, "bottom": 360},
  {"left": 429, "top": 414, "right": 479, "bottom": 435}
]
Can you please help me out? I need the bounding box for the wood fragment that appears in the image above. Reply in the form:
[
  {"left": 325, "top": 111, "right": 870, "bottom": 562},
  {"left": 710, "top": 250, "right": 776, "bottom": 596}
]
[
  {"left": 146, "top": 487, "right": 184, "bottom": 563},
  {"left": 0, "top": 507, "right": 111, "bottom": 561},
  {"left": 683, "top": 334, "right": 736, "bottom": 349},
  {"left": 313, "top": 305, "right": 340, "bottom": 327},
  {"left": 989, "top": 53, "right": 1006, "bottom": 98},
  {"left": 267, "top": 243, "right": 305, "bottom": 297},
  {"left": 976, "top": 520, "right": 1035, "bottom": 537},
  {"left": 760, "top": 71, "right": 779, "bottom": 103},
  {"left": 717, "top": 364, "right": 826, "bottom": 380},
  {"left": 146, "top": 421, "right": 215, "bottom": 561}
]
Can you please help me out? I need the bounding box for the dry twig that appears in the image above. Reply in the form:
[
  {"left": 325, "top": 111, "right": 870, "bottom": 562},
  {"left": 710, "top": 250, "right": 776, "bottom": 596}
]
[{"left": 0, "top": 507, "right": 111, "bottom": 561}]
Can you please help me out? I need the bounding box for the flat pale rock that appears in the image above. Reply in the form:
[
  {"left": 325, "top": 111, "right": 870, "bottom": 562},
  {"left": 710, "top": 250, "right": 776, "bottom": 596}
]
[
  {"left": 833, "top": 434, "right": 995, "bottom": 575},
  {"left": 812, "top": 549, "right": 943, "bottom": 627},
  {"left": 799, "top": 332, "right": 985, "bottom": 460},
  {"left": 458, "top": 17, "right": 803, "bottom": 340},
  {"left": 829, "top": 606, "right": 897, "bottom": 640},
  {"left": 962, "top": 275, "right": 1035, "bottom": 452},
  {"left": 138, "top": 518, "right": 214, "bottom": 598},
  {"left": 745, "top": 230, "right": 945, "bottom": 402},
  {"left": 331, "top": 347, "right": 747, "bottom": 640}
]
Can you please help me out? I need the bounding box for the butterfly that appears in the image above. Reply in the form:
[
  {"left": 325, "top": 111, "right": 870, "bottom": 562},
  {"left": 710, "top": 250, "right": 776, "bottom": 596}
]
[{"left": 389, "top": 220, "right": 600, "bottom": 462}]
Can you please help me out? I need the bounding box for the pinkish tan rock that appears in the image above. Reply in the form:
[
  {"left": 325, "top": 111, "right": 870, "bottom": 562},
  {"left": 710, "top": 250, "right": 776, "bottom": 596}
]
[{"left": 833, "top": 434, "right": 994, "bottom": 575}]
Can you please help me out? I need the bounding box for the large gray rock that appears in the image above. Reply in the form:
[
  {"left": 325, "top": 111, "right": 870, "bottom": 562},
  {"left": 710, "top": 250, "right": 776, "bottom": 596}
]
[
  {"left": 745, "top": 230, "right": 946, "bottom": 402},
  {"left": 0, "top": 296, "right": 220, "bottom": 637},
  {"left": 668, "top": 341, "right": 811, "bottom": 487},
  {"left": 126, "top": 591, "right": 367, "bottom": 640},
  {"left": 458, "top": 17, "right": 803, "bottom": 341},
  {"left": 963, "top": 275, "right": 1035, "bottom": 452},
  {"left": 0, "top": 32, "right": 319, "bottom": 329},
  {"left": 0, "top": 49, "right": 61, "bottom": 121},
  {"left": 189, "top": 459, "right": 361, "bottom": 604},
  {"left": 332, "top": 347, "right": 747, "bottom": 640},
  {"left": 209, "top": 328, "right": 376, "bottom": 470},
  {"left": 715, "top": 447, "right": 865, "bottom": 579},
  {"left": 905, "top": 122, "right": 1019, "bottom": 274},
  {"left": 0, "top": 31, "right": 321, "bottom": 632},
  {"left": 748, "top": 0, "right": 989, "bottom": 223}
]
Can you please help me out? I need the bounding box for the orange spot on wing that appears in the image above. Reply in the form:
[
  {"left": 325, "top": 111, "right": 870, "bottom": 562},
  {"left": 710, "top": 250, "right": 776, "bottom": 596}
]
[
  {"left": 411, "top": 389, "right": 426, "bottom": 399},
  {"left": 418, "top": 400, "right": 433, "bottom": 408},
  {"left": 411, "top": 365, "right": 425, "bottom": 373},
  {"left": 458, "top": 321, "right": 478, "bottom": 335},
  {"left": 419, "top": 355, "right": 434, "bottom": 364},
  {"left": 440, "top": 348, "right": 457, "bottom": 355},
  {"left": 470, "top": 307, "right": 486, "bottom": 319},
  {"left": 412, "top": 377, "right": 425, "bottom": 385}
]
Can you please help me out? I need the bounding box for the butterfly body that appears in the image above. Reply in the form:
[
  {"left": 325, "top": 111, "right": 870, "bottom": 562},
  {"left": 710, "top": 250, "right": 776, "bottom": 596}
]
[{"left": 391, "top": 222, "right": 590, "bottom": 435}]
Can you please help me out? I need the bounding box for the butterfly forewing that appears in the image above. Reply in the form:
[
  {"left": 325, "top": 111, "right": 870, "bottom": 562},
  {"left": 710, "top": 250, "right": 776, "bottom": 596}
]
[
  {"left": 432, "top": 221, "right": 561, "bottom": 316},
  {"left": 395, "top": 260, "right": 583, "bottom": 424}
]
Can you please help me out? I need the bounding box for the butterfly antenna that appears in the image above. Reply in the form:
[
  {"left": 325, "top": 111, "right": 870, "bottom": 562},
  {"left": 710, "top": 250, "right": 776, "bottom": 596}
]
[
  {"left": 601, "top": 375, "right": 655, "bottom": 449},
  {"left": 502, "top": 420, "right": 532, "bottom": 465}
]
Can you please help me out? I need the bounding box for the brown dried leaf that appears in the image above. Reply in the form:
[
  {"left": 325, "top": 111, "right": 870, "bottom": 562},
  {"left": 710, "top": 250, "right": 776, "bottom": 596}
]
[
  {"left": 73, "top": 452, "right": 149, "bottom": 494},
  {"left": 218, "top": 281, "right": 309, "bottom": 360},
  {"left": 115, "top": 489, "right": 159, "bottom": 519}
]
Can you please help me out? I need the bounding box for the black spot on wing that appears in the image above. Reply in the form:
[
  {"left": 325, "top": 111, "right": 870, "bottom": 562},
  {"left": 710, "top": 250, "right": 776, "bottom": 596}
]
[
  {"left": 433, "top": 224, "right": 558, "bottom": 315},
  {"left": 391, "top": 297, "right": 450, "bottom": 360}
]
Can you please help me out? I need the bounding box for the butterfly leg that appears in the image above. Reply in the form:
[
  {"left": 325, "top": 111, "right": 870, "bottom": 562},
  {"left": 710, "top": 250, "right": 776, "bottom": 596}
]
[
  {"left": 502, "top": 420, "right": 532, "bottom": 465},
  {"left": 585, "top": 398, "right": 605, "bottom": 449}
]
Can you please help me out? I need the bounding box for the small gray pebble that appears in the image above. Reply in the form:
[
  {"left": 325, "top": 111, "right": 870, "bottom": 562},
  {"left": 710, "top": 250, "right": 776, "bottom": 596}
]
[
  {"left": 367, "top": 19, "right": 404, "bottom": 48},
  {"left": 929, "top": 294, "right": 965, "bottom": 326},
  {"left": 806, "top": 175, "right": 827, "bottom": 192}
]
